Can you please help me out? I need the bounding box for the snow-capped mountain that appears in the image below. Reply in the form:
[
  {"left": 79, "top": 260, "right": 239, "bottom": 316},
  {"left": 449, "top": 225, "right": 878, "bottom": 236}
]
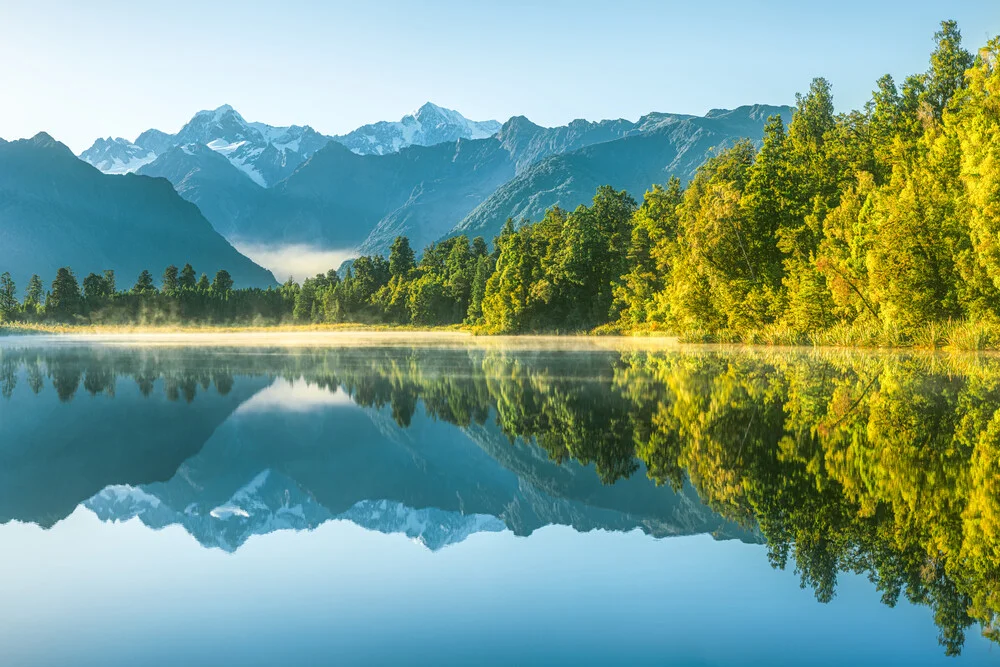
[
  {"left": 334, "top": 102, "right": 501, "bottom": 156},
  {"left": 79, "top": 104, "right": 334, "bottom": 187},
  {"left": 79, "top": 102, "right": 499, "bottom": 185},
  {"left": 77, "top": 137, "right": 157, "bottom": 174}
]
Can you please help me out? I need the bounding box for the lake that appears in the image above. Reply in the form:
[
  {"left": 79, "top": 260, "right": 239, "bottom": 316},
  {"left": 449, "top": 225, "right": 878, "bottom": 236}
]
[{"left": 0, "top": 337, "right": 997, "bottom": 665}]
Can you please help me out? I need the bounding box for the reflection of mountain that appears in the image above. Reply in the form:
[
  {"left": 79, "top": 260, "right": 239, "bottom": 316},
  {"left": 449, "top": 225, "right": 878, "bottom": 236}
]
[
  {"left": 80, "top": 376, "right": 750, "bottom": 551},
  {"left": 0, "top": 355, "right": 267, "bottom": 527},
  {"left": 3, "top": 343, "right": 994, "bottom": 656}
]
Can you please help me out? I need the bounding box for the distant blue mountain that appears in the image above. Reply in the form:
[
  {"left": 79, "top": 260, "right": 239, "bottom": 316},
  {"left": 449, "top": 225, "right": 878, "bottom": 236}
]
[{"left": 0, "top": 134, "right": 277, "bottom": 290}]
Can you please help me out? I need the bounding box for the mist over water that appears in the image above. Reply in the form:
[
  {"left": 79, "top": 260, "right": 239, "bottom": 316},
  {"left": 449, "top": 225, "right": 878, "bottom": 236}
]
[{"left": 233, "top": 243, "right": 356, "bottom": 281}]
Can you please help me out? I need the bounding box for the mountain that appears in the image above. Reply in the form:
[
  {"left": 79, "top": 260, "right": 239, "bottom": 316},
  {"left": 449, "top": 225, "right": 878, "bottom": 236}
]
[
  {"left": 77, "top": 137, "right": 157, "bottom": 174},
  {"left": 0, "top": 133, "right": 277, "bottom": 289},
  {"left": 334, "top": 102, "right": 501, "bottom": 156},
  {"left": 80, "top": 102, "right": 497, "bottom": 185},
  {"left": 137, "top": 143, "right": 267, "bottom": 240},
  {"left": 80, "top": 104, "right": 792, "bottom": 269},
  {"left": 495, "top": 114, "right": 646, "bottom": 173},
  {"left": 450, "top": 105, "right": 793, "bottom": 243},
  {"left": 234, "top": 111, "right": 763, "bottom": 254},
  {"left": 81, "top": 104, "right": 334, "bottom": 187}
]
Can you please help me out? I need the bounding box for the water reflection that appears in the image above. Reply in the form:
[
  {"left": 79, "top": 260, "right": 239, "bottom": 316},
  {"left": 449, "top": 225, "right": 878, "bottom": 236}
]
[{"left": 1, "top": 343, "right": 998, "bottom": 657}]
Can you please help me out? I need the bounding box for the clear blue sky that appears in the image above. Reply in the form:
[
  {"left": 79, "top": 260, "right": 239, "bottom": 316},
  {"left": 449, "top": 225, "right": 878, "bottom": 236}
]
[{"left": 2, "top": 0, "right": 998, "bottom": 153}]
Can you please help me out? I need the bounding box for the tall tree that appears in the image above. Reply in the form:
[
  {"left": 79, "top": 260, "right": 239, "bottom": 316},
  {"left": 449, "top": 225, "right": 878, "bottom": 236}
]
[
  {"left": 389, "top": 236, "right": 416, "bottom": 279},
  {"left": 212, "top": 270, "right": 234, "bottom": 294},
  {"left": 179, "top": 264, "right": 197, "bottom": 290},
  {"left": 0, "top": 272, "right": 18, "bottom": 321},
  {"left": 48, "top": 268, "right": 83, "bottom": 321},
  {"left": 925, "top": 20, "right": 974, "bottom": 121},
  {"left": 133, "top": 270, "right": 156, "bottom": 294},
  {"left": 23, "top": 275, "right": 43, "bottom": 315},
  {"left": 162, "top": 265, "right": 180, "bottom": 294}
]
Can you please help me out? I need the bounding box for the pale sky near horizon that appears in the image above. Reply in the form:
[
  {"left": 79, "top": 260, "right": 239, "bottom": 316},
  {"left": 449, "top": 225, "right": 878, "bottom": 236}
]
[{"left": 1, "top": 0, "right": 998, "bottom": 153}]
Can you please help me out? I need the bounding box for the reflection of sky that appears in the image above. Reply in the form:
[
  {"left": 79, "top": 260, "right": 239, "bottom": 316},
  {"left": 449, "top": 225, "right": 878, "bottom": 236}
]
[
  {"left": 234, "top": 377, "right": 355, "bottom": 414},
  {"left": 0, "top": 510, "right": 994, "bottom": 667}
]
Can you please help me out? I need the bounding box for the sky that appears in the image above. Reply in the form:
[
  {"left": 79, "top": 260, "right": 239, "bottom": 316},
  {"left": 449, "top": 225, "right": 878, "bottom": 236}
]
[{"left": 1, "top": 0, "right": 998, "bottom": 153}]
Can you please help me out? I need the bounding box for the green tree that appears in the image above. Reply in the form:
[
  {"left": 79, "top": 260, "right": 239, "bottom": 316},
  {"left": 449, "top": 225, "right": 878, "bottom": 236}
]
[
  {"left": 133, "top": 270, "right": 156, "bottom": 294},
  {"left": 48, "top": 268, "right": 83, "bottom": 321},
  {"left": 212, "top": 270, "right": 234, "bottom": 294},
  {"left": 0, "top": 273, "right": 18, "bottom": 322},
  {"left": 925, "top": 20, "right": 974, "bottom": 122},
  {"left": 162, "top": 265, "right": 180, "bottom": 294},
  {"left": 179, "top": 264, "right": 197, "bottom": 290},
  {"left": 23, "top": 275, "right": 43, "bottom": 315},
  {"left": 82, "top": 272, "right": 114, "bottom": 310},
  {"left": 389, "top": 236, "right": 416, "bottom": 279}
]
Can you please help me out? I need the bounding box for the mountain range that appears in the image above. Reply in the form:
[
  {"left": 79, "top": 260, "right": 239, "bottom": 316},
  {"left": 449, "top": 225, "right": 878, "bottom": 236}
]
[
  {"left": 80, "top": 102, "right": 502, "bottom": 188},
  {"left": 73, "top": 102, "right": 792, "bottom": 277},
  {"left": 0, "top": 134, "right": 276, "bottom": 290}
]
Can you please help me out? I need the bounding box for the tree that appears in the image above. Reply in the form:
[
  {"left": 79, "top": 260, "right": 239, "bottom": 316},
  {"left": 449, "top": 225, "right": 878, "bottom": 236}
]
[
  {"left": 82, "top": 272, "right": 113, "bottom": 309},
  {"left": 0, "top": 272, "right": 18, "bottom": 322},
  {"left": 389, "top": 236, "right": 416, "bottom": 279},
  {"left": 212, "top": 270, "right": 234, "bottom": 294},
  {"left": 925, "top": 20, "right": 974, "bottom": 121},
  {"left": 133, "top": 270, "right": 156, "bottom": 294},
  {"left": 103, "top": 270, "right": 116, "bottom": 295},
  {"left": 162, "top": 265, "right": 179, "bottom": 294},
  {"left": 197, "top": 273, "right": 211, "bottom": 291},
  {"left": 48, "top": 268, "right": 83, "bottom": 321},
  {"left": 179, "top": 264, "right": 197, "bottom": 290},
  {"left": 23, "top": 275, "right": 43, "bottom": 315}
]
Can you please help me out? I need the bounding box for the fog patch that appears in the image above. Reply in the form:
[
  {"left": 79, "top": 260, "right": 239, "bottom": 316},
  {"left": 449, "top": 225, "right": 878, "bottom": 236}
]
[{"left": 234, "top": 243, "right": 357, "bottom": 282}]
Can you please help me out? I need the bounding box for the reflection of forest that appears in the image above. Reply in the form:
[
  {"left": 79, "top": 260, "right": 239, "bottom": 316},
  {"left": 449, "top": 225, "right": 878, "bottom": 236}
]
[{"left": 1, "top": 344, "right": 997, "bottom": 654}]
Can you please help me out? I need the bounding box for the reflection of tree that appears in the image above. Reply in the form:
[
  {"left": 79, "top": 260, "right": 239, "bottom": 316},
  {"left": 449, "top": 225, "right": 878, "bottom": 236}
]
[{"left": 0, "top": 344, "right": 998, "bottom": 653}]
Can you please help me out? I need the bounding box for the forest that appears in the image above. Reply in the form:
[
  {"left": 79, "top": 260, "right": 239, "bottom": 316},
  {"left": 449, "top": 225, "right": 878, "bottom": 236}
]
[{"left": 2, "top": 22, "right": 999, "bottom": 348}]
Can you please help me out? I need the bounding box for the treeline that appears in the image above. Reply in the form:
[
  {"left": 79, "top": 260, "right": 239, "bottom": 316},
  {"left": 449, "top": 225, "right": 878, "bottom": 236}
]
[
  {"left": 0, "top": 265, "right": 292, "bottom": 325},
  {"left": 0, "top": 237, "right": 494, "bottom": 327}
]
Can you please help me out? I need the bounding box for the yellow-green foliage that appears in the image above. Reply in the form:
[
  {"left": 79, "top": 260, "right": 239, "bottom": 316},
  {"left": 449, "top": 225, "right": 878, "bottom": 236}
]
[{"left": 613, "top": 24, "right": 1000, "bottom": 347}]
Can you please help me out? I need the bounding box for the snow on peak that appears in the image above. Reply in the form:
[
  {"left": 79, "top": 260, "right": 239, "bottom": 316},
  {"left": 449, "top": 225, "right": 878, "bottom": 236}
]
[
  {"left": 78, "top": 136, "right": 157, "bottom": 174},
  {"left": 195, "top": 103, "right": 243, "bottom": 123},
  {"left": 334, "top": 102, "right": 501, "bottom": 156}
]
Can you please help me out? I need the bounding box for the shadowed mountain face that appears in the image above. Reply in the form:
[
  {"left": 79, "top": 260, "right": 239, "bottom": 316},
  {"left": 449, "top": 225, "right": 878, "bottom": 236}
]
[
  {"left": 235, "top": 105, "right": 791, "bottom": 257},
  {"left": 109, "top": 105, "right": 790, "bottom": 261},
  {"left": 0, "top": 347, "right": 270, "bottom": 526},
  {"left": 451, "top": 105, "right": 793, "bottom": 242},
  {"left": 3, "top": 341, "right": 997, "bottom": 655},
  {"left": 0, "top": 134, "right": 277, "bottom": 289}
]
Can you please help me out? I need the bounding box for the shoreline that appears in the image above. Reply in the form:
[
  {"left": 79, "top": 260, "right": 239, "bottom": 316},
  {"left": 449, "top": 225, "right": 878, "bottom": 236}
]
[{"left": 3, "top": 323, "right": 999, "bottom": 355}]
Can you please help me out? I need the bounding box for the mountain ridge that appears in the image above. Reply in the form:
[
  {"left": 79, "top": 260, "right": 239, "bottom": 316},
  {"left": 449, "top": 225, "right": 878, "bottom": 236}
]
[{"left": 0, "top": 133, "right": 277, "bottom": 289}]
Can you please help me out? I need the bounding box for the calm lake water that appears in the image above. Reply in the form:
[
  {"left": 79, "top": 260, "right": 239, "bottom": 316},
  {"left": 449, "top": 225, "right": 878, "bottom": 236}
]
[{"left": 0, "top": 339, "right": 997, "bottom": 666}]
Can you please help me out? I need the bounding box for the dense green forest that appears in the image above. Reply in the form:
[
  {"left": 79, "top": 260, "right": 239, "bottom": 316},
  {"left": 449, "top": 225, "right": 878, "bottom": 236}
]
[{"left": 3, "top": 22, "right": 999, "bottom": 346}]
